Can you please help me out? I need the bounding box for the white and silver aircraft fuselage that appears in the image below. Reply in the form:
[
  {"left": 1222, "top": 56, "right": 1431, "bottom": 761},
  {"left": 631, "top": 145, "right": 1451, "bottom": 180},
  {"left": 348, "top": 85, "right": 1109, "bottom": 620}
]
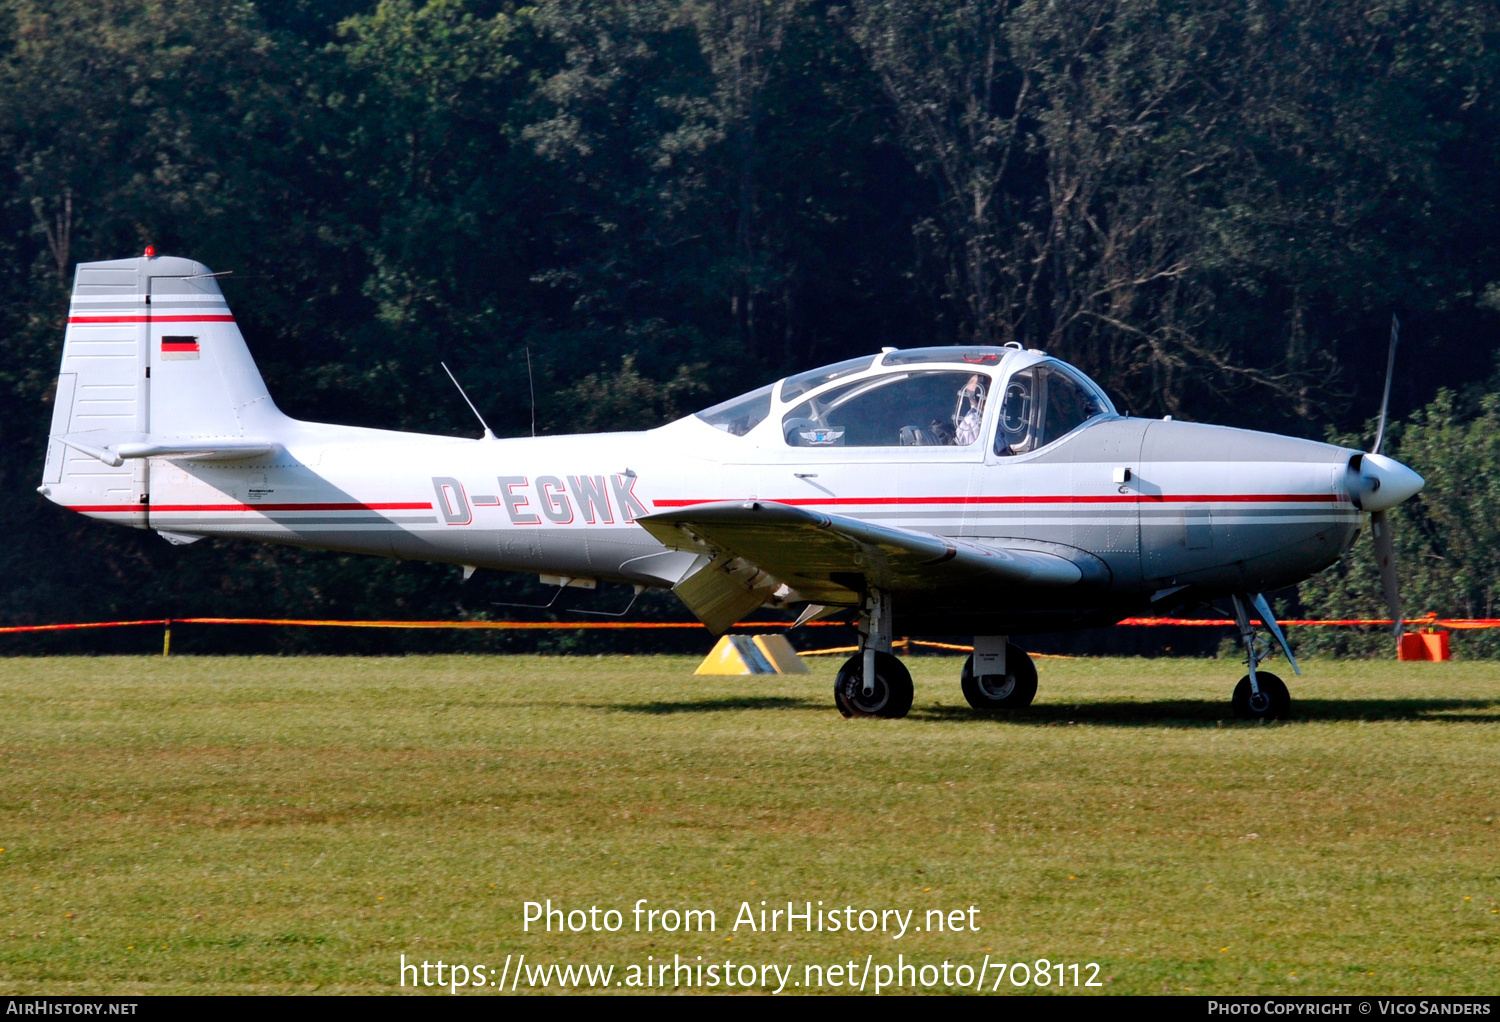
[{"left": 40, "top": 255, "right": 1425, "bottom": 719}]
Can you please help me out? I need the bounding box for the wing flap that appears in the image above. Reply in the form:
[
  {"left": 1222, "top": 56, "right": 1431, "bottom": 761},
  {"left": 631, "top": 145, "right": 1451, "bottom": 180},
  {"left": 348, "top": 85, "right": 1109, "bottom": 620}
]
[{"left": 671, "top": 551, "right": 778, "bottom": 634}]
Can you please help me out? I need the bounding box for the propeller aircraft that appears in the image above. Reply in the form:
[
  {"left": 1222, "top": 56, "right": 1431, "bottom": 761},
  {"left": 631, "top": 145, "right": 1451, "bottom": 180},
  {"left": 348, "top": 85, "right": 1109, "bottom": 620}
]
[{"left": 39, "top": 253, "right": 1425, "bottom": 719}]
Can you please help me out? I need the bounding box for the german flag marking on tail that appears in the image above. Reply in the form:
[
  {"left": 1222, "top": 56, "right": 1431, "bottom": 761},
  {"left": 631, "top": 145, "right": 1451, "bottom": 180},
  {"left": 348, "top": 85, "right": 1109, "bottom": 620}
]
[{"left": 161, "top": 335, "right": 200, "bottom": 360}]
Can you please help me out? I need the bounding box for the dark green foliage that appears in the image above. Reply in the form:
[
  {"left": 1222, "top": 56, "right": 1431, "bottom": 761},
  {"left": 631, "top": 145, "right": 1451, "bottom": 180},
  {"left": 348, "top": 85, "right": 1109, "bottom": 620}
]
[
  {"left": 1297, "top": 386, "right": 1500, "bottom": 658},
  {"left": 1, "top": 0, "right": 1499, "bottom": 650}
]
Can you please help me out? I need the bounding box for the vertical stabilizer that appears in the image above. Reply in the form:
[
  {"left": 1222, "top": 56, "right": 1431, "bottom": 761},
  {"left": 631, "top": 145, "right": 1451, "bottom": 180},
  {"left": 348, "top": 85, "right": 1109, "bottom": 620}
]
[{"left": 38, "top": 253, "right": 285, "bottom": 527}]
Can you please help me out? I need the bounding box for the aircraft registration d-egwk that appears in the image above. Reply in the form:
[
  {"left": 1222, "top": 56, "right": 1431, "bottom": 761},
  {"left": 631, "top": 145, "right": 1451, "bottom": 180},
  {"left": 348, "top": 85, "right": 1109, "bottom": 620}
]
[{"left": 40, "top": 253, "right": 1425, "bottom": 720}]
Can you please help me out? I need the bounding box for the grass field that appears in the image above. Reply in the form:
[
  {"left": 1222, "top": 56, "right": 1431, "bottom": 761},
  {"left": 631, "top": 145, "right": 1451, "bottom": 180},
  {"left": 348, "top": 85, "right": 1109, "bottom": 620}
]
[{"left": 0, "top": 654, "right": 1496, "bottom": 995}]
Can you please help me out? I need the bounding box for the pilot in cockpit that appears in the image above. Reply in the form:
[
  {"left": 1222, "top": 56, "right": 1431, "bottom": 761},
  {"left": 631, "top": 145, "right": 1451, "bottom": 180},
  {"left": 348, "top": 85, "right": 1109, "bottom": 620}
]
[
  {"left": 952, "top": 373, "right": 987, "bottom": 445},
  {"left": 896, "top": 372, "right": 987, "bottom": 446}
]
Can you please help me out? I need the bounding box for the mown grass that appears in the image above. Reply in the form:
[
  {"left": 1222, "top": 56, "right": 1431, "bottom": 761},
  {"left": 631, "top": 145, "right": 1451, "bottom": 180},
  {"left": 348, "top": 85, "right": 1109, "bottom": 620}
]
[{"left": 0, "top": 654, "right": 1495, "bottom": 995}]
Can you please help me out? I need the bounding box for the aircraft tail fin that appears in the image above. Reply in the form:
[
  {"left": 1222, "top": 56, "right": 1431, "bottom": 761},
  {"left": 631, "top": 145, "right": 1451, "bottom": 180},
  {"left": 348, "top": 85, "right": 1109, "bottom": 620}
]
[{"left": 38, "top": 254, "right": 286, "bottom": 527}]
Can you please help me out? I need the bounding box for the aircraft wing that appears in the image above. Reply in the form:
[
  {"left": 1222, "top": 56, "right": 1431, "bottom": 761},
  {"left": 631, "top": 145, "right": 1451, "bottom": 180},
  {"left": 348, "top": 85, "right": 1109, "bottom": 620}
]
[{"left": 638, "top": 500, "right": 1096, "bottom": 631}]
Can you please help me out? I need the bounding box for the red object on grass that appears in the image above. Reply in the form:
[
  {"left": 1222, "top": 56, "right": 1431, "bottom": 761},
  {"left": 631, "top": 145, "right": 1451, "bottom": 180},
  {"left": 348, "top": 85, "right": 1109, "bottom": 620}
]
[{"left": 1398, "top": 631, "right": 1450, "bottom": 661}]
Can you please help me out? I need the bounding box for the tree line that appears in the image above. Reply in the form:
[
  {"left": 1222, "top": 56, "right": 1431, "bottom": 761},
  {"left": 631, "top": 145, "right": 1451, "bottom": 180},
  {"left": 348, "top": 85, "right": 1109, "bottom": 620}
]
[{"left": 2, "top": 0, "right": 1498, "bottom": 653}]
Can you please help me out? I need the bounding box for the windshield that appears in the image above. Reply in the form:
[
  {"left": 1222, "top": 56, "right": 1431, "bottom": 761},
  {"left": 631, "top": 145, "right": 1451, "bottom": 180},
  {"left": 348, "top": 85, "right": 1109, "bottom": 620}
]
[
  {"left": 782, "top": 370, "right": 991, "bottom": 447},
  {"left": 779, "top": 356, "right": 875, "bottom": 403},
  {"left": 694, "top": 383, "right": 773, "bottom": 436}
]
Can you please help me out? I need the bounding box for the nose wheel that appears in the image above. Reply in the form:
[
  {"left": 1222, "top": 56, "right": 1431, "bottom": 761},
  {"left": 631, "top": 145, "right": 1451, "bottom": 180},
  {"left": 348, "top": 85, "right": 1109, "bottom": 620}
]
[
  {"left": 1229, "top": 593, "right": 1298, "bottom": 720},
  {"left": 1232, "top": 672, "right": 1290, "bottom": 720},
  {"left": 834, "top": 651, "right": 914, "bottom": 718},
  {"left": 960, "top": 643, "right": 1037, "bottom": 710}
]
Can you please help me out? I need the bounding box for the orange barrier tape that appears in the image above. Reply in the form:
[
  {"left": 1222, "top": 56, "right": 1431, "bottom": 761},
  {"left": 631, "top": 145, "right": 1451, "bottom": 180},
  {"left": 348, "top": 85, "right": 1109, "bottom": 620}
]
[
  {"left": 905, "top": 639, "right": 1076, "bottom": 658},
  {"left": 2, "top": 615, "right": 1494, "bottom": 636},
  {"left": 0, "top": 619, "right": 170, "bottom": 634},
  {"left": 177, "top": 617, "right": 706, "bottom": 630},
  {"left": 799, "top": 640, "right": 1077, "bottom": 658},
  {"left": 1116, "top": 617, "right": 1466, "bottom": 627},
  {"left": 0, "top": 617, "right": 838, "bottom": 635}
]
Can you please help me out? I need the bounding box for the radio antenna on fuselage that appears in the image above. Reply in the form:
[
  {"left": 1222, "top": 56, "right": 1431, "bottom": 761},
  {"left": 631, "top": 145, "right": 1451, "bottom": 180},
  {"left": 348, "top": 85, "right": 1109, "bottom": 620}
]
[
  {"left": 440, "top": 362, "right": 497, "bottom": 441},
  {"left": 526, "top": 346, "right": 536, "bottom": 437}
]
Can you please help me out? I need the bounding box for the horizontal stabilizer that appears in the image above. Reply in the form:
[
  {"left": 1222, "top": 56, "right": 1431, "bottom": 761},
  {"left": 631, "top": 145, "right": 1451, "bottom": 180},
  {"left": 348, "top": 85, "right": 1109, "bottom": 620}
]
[
  {"left": 54, "top": 432, "right": 274, "bottom": 466},
  {"left": 639, "top": 500, "right": 1094, "bottom": 607}
]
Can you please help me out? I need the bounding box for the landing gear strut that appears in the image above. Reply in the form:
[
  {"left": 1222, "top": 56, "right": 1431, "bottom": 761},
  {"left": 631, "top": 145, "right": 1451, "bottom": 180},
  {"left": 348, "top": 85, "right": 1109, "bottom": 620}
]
[
  {"left": 1230, "top": 592, "right": 1296, "bottom": 720},
  {"left": 834, "top": 589, "right": 913, "bottom": 718},
  {"left": 960, "top": 636, "right": 1037, "bottom": 710}
]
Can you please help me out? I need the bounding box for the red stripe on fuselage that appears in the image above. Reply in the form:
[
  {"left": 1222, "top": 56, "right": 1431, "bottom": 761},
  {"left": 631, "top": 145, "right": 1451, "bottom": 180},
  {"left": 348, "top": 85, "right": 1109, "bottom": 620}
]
[
  {"left": 651, "top": 494, "right": 1344, "bottom": 509},
  {"left": 68, "top": 502, "right": 432, "bottom": 513},
  {"left": 72, "top": 495, "right": 1345, "bottom": 514},
  {"left": 153, "top": 502, "right": 432, "bottom": 512},
  {"left": 68, "top": 315, "right": 235, "bottom": 324}
]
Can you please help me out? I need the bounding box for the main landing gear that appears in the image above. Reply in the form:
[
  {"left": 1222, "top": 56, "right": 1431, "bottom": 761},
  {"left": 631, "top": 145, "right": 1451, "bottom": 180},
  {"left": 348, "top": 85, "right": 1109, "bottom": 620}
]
[
  {"left": 834, "top": 589, "right": 913, "bottom": 718},
  {"left": 1229, "top": 592, "right": 1298, "bottom": 721},
  {"left": 960, "top": 636, "right": 1037, "bottom": 711},
  {"left": 831, "top": 597, "right": 1043, "bottom": 719}
]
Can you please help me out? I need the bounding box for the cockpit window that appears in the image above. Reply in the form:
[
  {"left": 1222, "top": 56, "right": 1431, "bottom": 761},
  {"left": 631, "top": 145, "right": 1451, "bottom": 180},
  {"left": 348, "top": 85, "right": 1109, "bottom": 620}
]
[
  {"left": 695, "top": 383, "right": 773, "bottom": 436},
  {"left": 779, "top": 356, "right": 875, "bottom": 403},
  {"left": 996, "top": 370, "right": 1035, "bottom": 454},
  {"left": 994, "top": 363, "right": 1106, "bottom": 456},
  {"left": 783, "top": 370, "right": 991, "bottom": 448},
  {"left": 880, "top": 346, "right": 1008, "bottom": 367},
  {"left": 1041, "top": 366, "right": 1098, "bottom": 444}
]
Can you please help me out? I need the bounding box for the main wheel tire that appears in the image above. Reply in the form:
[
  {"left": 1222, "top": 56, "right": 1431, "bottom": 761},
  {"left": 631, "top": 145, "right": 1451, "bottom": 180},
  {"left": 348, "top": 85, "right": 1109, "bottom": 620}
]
[
  {"left": 1231, "top": 672, "right": 1291, "bottom": 720},
  {"left": 960, "top": 643, "right": 1039, "bottom": 710},
  {"left": 834, "top": 651, "right": 914, "bottom": 719}
]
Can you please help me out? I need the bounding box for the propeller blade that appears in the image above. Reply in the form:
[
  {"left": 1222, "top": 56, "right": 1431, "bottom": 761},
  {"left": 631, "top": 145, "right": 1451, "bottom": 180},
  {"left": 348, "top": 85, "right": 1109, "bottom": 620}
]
[
  {"left": 1371, "top": 509, "right": 1403, "bottom": 641},
  {"left": 1372, "top": 313, "right": 1399, "bottom": 456}
]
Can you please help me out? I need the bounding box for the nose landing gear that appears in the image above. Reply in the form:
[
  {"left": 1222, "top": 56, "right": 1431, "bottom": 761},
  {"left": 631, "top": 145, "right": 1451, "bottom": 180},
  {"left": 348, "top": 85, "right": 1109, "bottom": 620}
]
[
  {"left": 1232, "top": 672, "right": 1290, "bottom": 719},
  {"left": 1230, "top": 592, "right": 1298, "bottom": 720}
]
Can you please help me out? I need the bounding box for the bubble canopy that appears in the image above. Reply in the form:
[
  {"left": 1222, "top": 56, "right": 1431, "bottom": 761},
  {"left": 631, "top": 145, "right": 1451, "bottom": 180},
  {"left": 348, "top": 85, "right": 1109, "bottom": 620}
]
[{"left": 692, "top": 347, "right": 1116, "bottom": 449}]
